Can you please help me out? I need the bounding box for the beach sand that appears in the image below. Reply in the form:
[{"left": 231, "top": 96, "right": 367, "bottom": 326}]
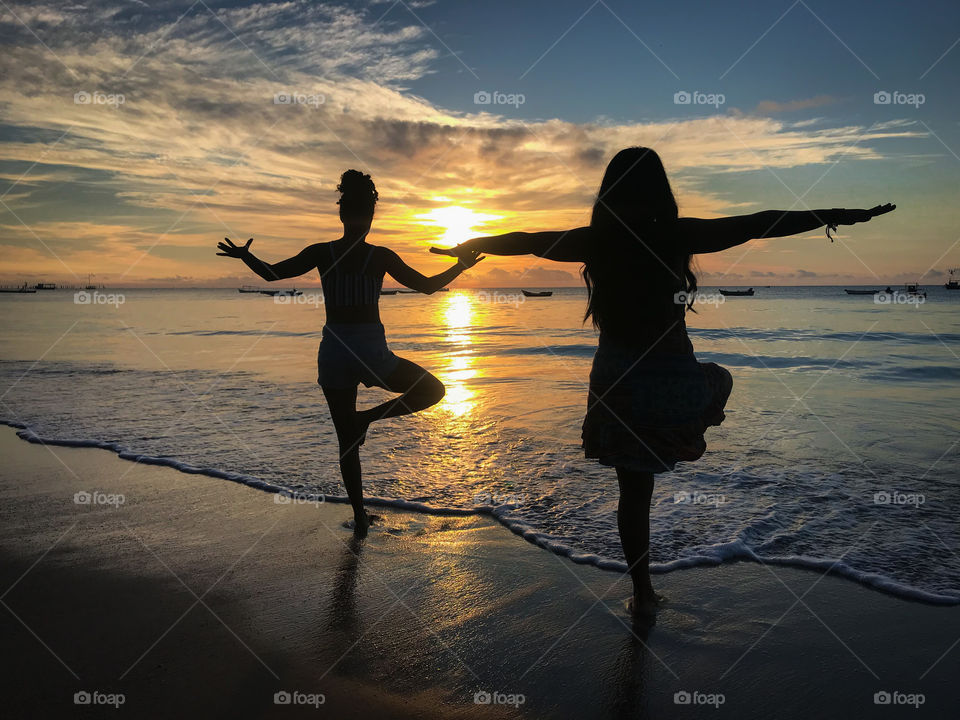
[{"left": 0, "top": 425, "right": 955, "bottom": 718}]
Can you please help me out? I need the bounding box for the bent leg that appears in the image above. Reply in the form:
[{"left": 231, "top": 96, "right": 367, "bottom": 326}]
[
  {"left": 616, "top": 467, "right": 659, "bottom": 618},
  {"left": 359, "top": 357, "right": 445, "bottom": 426},
  {"left": 322, "top": 385, "right": 373, "bottom": 536}
]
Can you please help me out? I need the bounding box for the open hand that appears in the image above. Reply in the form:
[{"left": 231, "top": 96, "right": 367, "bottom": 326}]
[
  {"left": 455, "top": 250, "right": 485, "bottom": 269},
  {"left": 217, "top": 237, "right": 252, "bottom": 258},
  {"left": 834, "top": 204, "right": 896, "bottom": 225}
]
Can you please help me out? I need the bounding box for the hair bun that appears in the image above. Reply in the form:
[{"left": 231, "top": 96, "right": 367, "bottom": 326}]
[{"left": 337, "top": 170, "right": 378, "bottom": 200}]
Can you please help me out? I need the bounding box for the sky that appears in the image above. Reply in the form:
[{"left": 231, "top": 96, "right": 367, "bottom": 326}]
[{"left": 0, "top": 0, "right": 958, "bottom": 287}]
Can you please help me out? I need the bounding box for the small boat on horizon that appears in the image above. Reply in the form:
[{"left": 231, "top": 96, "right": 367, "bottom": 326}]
[
  {"left": 719, "top": 288, "right": 754, "bottom": 296},
  {"left": 259, "top": 288, "right": 302, "bottom": 297},
  {"left": 521, "top": 289, "right": 553, "bottom": 297},
  {"left": 902, "top": 282, "right": 926, "bottom": 298},
  {"left": 0, "top": 283, "right": 37, "bottom": 293},
  {"left": 844, "top": 288, "right": 881, "bottom": 295},
  {"left": 945, "top": 269, "right": 959, "bottom": 290}
]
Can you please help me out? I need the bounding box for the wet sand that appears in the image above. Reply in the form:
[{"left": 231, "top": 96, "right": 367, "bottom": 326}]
[{"left": 0, "top": 426, "right": 956, "bottom": 718}]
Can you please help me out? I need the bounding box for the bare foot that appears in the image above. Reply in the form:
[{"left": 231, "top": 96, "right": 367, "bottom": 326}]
[
  {"left": 344, "top": 512, "right": 381, "bottom": 538},
  {"left": 625, "top": 592, "right": 665, "bottom": 623}
]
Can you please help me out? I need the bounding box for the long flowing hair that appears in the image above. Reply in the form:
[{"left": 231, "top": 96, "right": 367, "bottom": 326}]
[{"left": 583, "top": 147, "right": 697, "bottom": 330}]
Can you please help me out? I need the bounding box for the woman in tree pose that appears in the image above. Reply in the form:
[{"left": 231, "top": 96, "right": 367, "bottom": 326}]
[
  {"left": 218, "top": 170, "right": 483, "bottom": 536},
  {"left": 433, "top": 147, "right": 894, "bottom": 619}
]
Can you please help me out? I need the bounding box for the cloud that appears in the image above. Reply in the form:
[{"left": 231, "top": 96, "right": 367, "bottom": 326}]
[
  {"left": 754, "top": 95, "right": 839, "bottom": 114},
  {"left": 0, "top": 1, "right": 923, "bottom": 285}
]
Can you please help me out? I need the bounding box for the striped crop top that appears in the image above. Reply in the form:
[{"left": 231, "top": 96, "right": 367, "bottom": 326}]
[{"left": 321, "top": 243, "right": 383, "bottom": 308}]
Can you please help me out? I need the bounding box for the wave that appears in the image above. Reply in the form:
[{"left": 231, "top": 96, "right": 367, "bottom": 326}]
[{"left": 4, "top": 419, "right": 957, "bottom": 607}]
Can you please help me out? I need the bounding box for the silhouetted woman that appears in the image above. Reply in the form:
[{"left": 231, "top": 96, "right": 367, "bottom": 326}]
[
  {"left": 218, "top": 170, "right": 483, "bottom": 536},
  {"left": 433, "top": 147, "right": 894, "bottom": 619}
]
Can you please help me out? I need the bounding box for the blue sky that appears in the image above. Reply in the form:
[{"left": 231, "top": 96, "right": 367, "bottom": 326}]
[{"left": 0, "top": 0, "right": 958, "bottom": 286}]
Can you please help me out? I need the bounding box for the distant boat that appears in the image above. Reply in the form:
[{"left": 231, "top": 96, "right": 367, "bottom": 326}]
[
  {"left": 259, "top": 288, "right": 302, "bottom": 297},
  {"left": 380, "top": 290, "right": 398, "bottom": 296},
  {"left": 845, "top": 288, "right": 879, "bottom": 295},
  {"left": 946, "top": 269, "right": 959, "bottom": 290},
  {"left": 33, "top": 282, "right": 56, "bottom": 290},
  {"left": 0, "top": 283, "right": 37, "bottom": 293},
  {"left": 521, "top": 290, "right": 553, "bottom": 297},
  {"left": 84, "top": 273, "right": 97, "bottom": 290},
  {"left": 902, "top": 282, "right": 926, "bottom": 298},
  {"left": 719, "top": 288, "right": 754, "bottom": 296},
  {"left": 238, "top": 285, "right": 261, "bottom": 293}
]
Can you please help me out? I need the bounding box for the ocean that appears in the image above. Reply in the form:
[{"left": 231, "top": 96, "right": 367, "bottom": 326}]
[{"left": 1, "top": 284, "right": 958, "bottom": 603}]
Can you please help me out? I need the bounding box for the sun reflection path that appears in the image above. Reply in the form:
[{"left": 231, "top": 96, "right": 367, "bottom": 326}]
[{"left": 436, "top": 292, "right": 477, "bottom": 418}]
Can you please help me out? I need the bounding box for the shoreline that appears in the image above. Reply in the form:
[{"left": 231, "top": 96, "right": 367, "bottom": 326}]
[
  {"left": 1, "top": 425, "right": 958, "bottom": 718},
  {"left": 3, "top": 418, "right": 956, "bottom": 607}
]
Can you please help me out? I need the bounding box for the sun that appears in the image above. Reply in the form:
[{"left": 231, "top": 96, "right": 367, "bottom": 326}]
[{"left": 418, "top": 206, "right": 500, "bottom": 247}]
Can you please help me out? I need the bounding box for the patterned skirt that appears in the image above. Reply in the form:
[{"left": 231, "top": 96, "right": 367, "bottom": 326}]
[{"left": 581, "top": 341, "right": 732, "bottom": 474}]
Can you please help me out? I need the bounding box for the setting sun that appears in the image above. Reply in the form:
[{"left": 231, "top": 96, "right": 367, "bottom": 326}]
[{"left": 418, "top": 206, "right": 501, "bottom": 248}]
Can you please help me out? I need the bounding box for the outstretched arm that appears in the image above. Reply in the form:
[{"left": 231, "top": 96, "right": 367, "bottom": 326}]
[
  {"left": 384, "top": 248, "right": 484, "bottom": 294},
  {"left": 431, "top": 227, "right": 593, "bottom": 262},
  {"left": 678, "top": 204, "right": 896, "bottom": 254},
  {"left": 216, "top": 238, "right": 321, "bottom": 281}
]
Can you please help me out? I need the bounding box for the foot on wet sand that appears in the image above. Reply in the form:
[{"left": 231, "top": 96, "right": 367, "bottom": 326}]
[
  {"left": 625, "top": 592, "right": 666, "bottom": 623},
  {"left": 343, "top": 512, "right": 382, "bottom": 537}
]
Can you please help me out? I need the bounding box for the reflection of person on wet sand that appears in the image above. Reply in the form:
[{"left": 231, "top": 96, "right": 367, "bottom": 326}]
[
  {"left": 217, "top": 170, "right": 483, "bottom": 536},
  {"left": 434, "top": 147, "right": 895, "bottom": 621}
]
